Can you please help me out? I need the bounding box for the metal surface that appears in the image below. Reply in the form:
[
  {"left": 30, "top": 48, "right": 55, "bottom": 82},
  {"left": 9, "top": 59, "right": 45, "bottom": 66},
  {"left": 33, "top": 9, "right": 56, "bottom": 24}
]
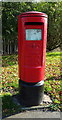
[
  {"left": 19, "top": 79, "right": 44, "bottom": 106},
  {"left": 18, "top": 11, "right": 48, "bottom": 83}
]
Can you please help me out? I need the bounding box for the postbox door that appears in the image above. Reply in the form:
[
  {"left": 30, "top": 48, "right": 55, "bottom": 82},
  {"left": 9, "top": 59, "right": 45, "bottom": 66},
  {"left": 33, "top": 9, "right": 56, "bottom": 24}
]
[
  {"left": 20, "top": 21, "right": 45, "bottom": 83},
  {"left": 24, "top": 24, "right": 43, "bottom": 67}
]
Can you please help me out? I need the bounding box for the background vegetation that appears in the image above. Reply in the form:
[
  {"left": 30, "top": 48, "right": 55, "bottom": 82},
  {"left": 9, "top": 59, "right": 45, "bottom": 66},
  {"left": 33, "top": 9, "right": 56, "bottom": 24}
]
[{"left": 2, "top": 2, "right": 62, "bottom": 54}]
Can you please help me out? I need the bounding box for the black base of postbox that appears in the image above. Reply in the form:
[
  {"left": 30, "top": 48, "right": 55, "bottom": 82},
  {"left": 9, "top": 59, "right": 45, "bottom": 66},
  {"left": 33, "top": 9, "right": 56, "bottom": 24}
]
[{"left": 19, "top": 80, "right": 44, "bottom": 107}]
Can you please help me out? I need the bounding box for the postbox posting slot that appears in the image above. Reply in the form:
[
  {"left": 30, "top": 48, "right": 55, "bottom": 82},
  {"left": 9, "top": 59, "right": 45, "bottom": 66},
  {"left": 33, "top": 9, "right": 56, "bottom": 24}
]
[{"left": 25, "top": 22, "right": 43, "bottom": 25}]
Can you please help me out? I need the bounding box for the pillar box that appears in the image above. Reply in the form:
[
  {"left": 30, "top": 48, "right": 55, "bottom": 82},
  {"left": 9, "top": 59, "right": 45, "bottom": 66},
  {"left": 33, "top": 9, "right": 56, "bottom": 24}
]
[{"left": 18, "top": 11, "right": 48, "bottom": 106}]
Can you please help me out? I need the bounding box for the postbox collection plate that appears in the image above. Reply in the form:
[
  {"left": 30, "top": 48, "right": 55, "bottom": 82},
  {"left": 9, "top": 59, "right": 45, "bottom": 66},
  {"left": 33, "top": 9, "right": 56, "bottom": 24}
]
[{"left": 26, "top": 29, "right": 42, "bottom": 40}]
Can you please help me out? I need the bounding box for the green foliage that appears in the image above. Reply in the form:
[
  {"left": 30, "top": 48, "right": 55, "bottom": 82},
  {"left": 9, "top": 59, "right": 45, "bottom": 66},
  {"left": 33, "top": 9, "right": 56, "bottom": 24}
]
[
  {"left": 2, "top": 2, "right": 62, "bottom": 53},
  {"left": 49, "top": 104, "right": 61, "bottom": 111}
]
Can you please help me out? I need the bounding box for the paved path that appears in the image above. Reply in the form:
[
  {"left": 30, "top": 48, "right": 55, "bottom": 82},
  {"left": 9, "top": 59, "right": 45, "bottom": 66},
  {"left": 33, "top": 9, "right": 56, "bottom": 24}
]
[{"left": 3, "top": 111, "right": 60, "bottom": 119}]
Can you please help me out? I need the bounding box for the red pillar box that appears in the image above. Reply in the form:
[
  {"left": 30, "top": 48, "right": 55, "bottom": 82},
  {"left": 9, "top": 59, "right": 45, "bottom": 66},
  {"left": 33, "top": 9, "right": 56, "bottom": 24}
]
[{"left": 18, "top": 11, "right": 48, "bottom": 106}]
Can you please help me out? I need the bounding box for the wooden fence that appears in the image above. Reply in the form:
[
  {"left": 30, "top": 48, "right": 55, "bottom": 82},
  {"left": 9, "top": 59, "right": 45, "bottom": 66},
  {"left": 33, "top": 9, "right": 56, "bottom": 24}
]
[{"left": 3, "top": 38, "right": 18, "bottom": 55}]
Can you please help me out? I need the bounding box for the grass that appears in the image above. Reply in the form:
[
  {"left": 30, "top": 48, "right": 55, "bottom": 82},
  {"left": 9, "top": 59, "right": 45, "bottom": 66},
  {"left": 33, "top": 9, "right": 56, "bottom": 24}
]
[
  {"left": 44, "top": 52, "right": 61, "bottom": 105},
  {"left": 1, "top": 52, "right": 61, "bottom": 118},
  {"left": 2, "top": 95, "right": 21, "bottom": 118}
]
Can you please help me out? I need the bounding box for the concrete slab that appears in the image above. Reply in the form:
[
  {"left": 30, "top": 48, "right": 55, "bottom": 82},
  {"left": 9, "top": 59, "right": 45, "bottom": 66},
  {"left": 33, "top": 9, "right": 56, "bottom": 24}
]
[
  {"left": 12, "top": 93, "right": 52, "bottom": 106},
  {"left": 5, "top": 111, "right": 60, "bottom": 119},
  {"left": 12, "top": 93, "right": 53, "bottom": 111}
]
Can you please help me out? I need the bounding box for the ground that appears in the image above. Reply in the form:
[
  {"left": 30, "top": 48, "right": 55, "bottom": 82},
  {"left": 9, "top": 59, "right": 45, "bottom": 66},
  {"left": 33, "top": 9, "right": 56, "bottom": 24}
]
[{"left": 1, "top": 52, "right": 62, "bottom": 118}]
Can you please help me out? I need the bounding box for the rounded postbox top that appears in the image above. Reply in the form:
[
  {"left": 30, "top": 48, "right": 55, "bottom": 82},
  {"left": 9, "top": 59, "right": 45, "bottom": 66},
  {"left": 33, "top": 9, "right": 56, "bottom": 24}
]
[{"left": 20, "top": 11, "right": 47, "bottom": 18}]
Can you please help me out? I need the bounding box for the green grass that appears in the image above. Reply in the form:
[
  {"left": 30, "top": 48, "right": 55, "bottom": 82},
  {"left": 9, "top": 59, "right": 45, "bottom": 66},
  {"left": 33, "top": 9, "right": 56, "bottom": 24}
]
[
  {"left": 2, "top": 94, "right": 21, "bottom": 118},
  {"left": 2, "top": 52, "right": 61, "bottom": 118},
  {"left": 44, "top": 52, "right": 61, "bottom": 105},
  {"left": 2, "top": 54, "right": 18, "bottom": 66}
]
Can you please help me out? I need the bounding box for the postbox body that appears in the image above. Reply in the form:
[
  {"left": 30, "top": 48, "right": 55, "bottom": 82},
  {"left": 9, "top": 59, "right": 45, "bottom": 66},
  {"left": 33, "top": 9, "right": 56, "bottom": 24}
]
[{"left": 18, "top": 11, "right": 47, "bottom": 83}]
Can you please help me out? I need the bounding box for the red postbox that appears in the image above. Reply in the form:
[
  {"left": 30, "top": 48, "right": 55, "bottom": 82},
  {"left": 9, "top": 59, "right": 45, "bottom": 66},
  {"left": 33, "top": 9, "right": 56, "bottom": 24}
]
[{"left": 18, "top": 11, "right": 48, "bottom": 106}]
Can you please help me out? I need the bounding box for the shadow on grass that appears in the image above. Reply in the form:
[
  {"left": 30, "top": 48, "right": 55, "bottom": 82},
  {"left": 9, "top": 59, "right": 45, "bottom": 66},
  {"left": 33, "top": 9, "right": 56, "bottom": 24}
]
[
  {"left": 46, "top": 52, "right": 60, "bottom": 57},
  {"left": 2, "top": 93, "right": 23, "bottom": 119}
]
